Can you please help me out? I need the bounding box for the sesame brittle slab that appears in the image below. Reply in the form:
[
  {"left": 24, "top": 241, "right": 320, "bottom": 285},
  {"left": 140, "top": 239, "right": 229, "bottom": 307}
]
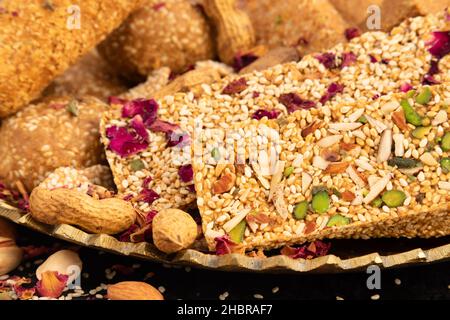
[
  {"left": 101, "top": 11, "right": 450, "bottom": 216},
  {"left": 194, "top": 85, "right": 450, "bottom": 251}
]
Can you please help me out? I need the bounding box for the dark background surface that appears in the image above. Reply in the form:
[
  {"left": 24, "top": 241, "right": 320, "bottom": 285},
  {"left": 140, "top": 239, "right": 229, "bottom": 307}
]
[{"left": 10, "top": 226, "right": 450, "bottom": 300}]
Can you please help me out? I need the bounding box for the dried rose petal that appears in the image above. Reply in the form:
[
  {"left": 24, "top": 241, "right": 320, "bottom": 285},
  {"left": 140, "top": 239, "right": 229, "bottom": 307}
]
[
  {"left": 146, "top": 210, "right": 158, "bottom": 224},
  {"left": 281, "top": 240, "right": 331, "bottom": 259},
  {"left": 13, "top": 284, "right": 35, "bottom": 300},
  {"left": 123, "top": 194, "right": 133, "bottom": 201},
  {"left": 147, "top": 119, "right": 179, "bottom": 133},
  {"left": 345, "top": 27, "right": 361, "bottom": 40},
  {"left": 137, "top": 188, "right": 160, "bottom": 205},
  {"left": 369, "top": 54, "right": 378, "bottom": 63},
  {"left": 214, "top": 235, "right": 237, "bottom": 255},
  {"left": 233, "top": 52, "right": 258, "bottom": 72},
  {"left": 252, "top": 91, "right": 260, "bottom": 98},
  {"left": 130, "top": 115, "right": 149, "bottom": 141},
  {"left": 372, "top": 94, "right": 380, "bottom": 100},
  {"left": 36, "top": 271, "right": 68, "bottom": 298},
  {"left": 187, "top": 184, "right": 196, "bottom": 192},
  {"left": 118, "top": 224, "right": 139, "bottom": 242},
  {"left": 252, "top": 109, "right": 281, "bottom": 120},
  {"left": 341, "top": 52, "right": 357, "bottom": 67},
  {"left": 400, "top": 82, "right": 413, "bottom": 92},
  {"left": 122, "top": 99, "right": 159, "bottom": 126},
  {"left": 426, "top": 31, "right": 450, "bottom": 59},
  {"left": 315, "top": 52, "right": 337, "bottom": 69},
  {"left": 142, "top": 176, "right": 152, "bottom": 189},
  {"left": 178, "top": 164, "right": 193, "bottom": 182},
  {"left": 423, "top": 59, "right": 441, "bottom": 85},
  {"left": 167, "top": 131, "right": 191, "bottom": 148},
  {"left": 319, "top": 82, "right": 344, "bottom": 104},
  {"left": 279, "top": 93, "right": 316, "bottom": 113},
  {"left": 106, "top": 125, "right": 149, "bottom": 158},
  {"left": 222, "top": 78, "right": 248, "bottom": 95}
]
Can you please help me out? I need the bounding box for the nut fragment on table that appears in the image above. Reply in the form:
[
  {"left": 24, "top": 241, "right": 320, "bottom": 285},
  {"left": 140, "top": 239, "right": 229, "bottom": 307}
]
[{"left": 152, "top": 209, "right": 198, "bottom": 254}]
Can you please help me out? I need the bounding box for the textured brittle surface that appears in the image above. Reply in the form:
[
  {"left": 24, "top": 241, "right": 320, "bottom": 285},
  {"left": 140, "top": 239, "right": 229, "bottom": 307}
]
[
  {"left": 0, "top": 96, "right": 109, "bottom": 191},
  {"left": 0, "top": 0, "right": 144, "bottom": 117},
  {"left": 101, "top": 11, "right": 450, "bottom": 219},
  {"left": 193, "top": 85, "right": 450, "bottom": 250}
]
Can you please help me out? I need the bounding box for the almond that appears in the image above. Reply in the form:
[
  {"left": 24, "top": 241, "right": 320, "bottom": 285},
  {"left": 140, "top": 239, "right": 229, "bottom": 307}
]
[
  {"left": 392, "top": 110, "right": 408, "bottom": 131},
  {"left": 107, "top": 281, "right": 164, "bottom": 300},
  {"left": 324, "top": 162, "right": 349, "bottom": 174},
  {"left": 339, "top": 142, "right": 358, "bottom": 151},
  {"left": 301, "top": 121, "right": 321, "bottom": 137},
  {"left": 320, "top": 148, "right": 341, "bottom": 162},
  {"left": 212, "top": 171, "right": 236, "bottom": 194},
  {"left": 341, "top": 191, "right": 356, "bottom": 202}
]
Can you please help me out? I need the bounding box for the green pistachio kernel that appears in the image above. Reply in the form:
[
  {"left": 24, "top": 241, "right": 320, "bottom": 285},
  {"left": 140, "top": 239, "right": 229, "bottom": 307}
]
[
  {"left": 406, "top": 90, "right": 416, "bottom": 99},
  {"left": 371, "top": 197, "right": 383, "bottom": 208},
  {"left": 411, "top": 126, "right": 431, "bottom": 139},
  {"left": 228, "top": 220, "right": 246, "bottom": 244},
  {"left": 381, "top": 190, "right": 406, "bottom": 208},
  {"left": 440, "top": 157, "right": 450, "bottom": 173},
  {"left": 415, "top": 87, "right": 432, "bottom": 105},
  {"left": 129, "top": 159, "right": 145, "bottom": 172},
  {"left": 401, "top": 99, "right": 422, "bottom": 126},
  {"left": 326, "top": 214, "right": 350, "bottom": 227},
  {"left": 293, "top": 201, "right": 309, "bottom": 220},
  {"left": 312, "top": 191, "right": 330, "bottom": 214},
  {"left": 441, "top": 132, "right": 450, "bottom": 151},
  {"left": 357, "top": 115, "right": 367, "bottom": 124},
  {"left": 284, "top": 166, "right": 294, "bottom": 177},
  {"left": 211, "top": 148, "right": 220, "bottom": 161}
]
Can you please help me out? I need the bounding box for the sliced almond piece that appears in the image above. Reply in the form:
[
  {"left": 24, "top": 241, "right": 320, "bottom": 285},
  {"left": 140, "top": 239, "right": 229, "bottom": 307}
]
[
  {"left": 347, "top": 109, "right": 364, "bottom": 122},
  {"left": 355, "top": 158, "right": 374, "bottom": 171},
  {"left": 432, "top": 109, "right": 448, "bottom": 126},
  {"left": 419, "top": 152, "right": 438, "bottom": 166},
  {"left": 301, "top": 172, "right": 312, "bottom": 194},
  {"left": 317, "top": 135, "right": 343, "bottom": 148},
  {"left": 346, "top": 165, "right": 366, "bottom": 187},
  {"left": 381, "top": 100, "right": 400, "bottom": 114},
  {"left": 313, "top": 156, "right": 329, "bottom": 170},
  {"left": 393, "top": 133, "right": 405, "bottom": 157},
  {"left": 365, "top": 114, "right": 387, "bottom": 133},
  {"left": 252, "top": 162, "right": 271, "bottom": 189},
  {"left": 273, "top": 183, "right": 289, "bottom": 220},
  {"left": 377, "top": 129, "right": 392, "bottom": 163},
  {"left": 324, "top": 162, "right": 349, "bottom": 174},
  {"left": 328, "top": 122, "right": 362, "bottom": 131},
  {"left": 268, "top": 160, "right": 286, "bottom": 201},
  {"left": 363, "top": 174, "right": 391, "bottom": 204},
  {"left": 368, "top": 175, "right": 381, "bottom": 187},
  {"left": 222, "top": 209, "right": 251, "bottom": 232}
]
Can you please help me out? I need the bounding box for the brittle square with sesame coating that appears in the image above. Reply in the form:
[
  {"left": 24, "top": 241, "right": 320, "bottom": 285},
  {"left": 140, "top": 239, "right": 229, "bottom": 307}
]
[
  {"left": 193, "top": 85, "right": 450, "bottom": 251},
  {"left": 101, "top": 11, "right": 450, "bottom": 215}
]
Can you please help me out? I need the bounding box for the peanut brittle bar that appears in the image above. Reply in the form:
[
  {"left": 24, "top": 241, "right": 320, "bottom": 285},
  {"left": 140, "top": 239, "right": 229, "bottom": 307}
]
[
  {"left": 193, "top": 85, "right": 450, "bottom": 251},
  {"left": 100, "top": 11, "right": 450, "bottom": 215}
]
